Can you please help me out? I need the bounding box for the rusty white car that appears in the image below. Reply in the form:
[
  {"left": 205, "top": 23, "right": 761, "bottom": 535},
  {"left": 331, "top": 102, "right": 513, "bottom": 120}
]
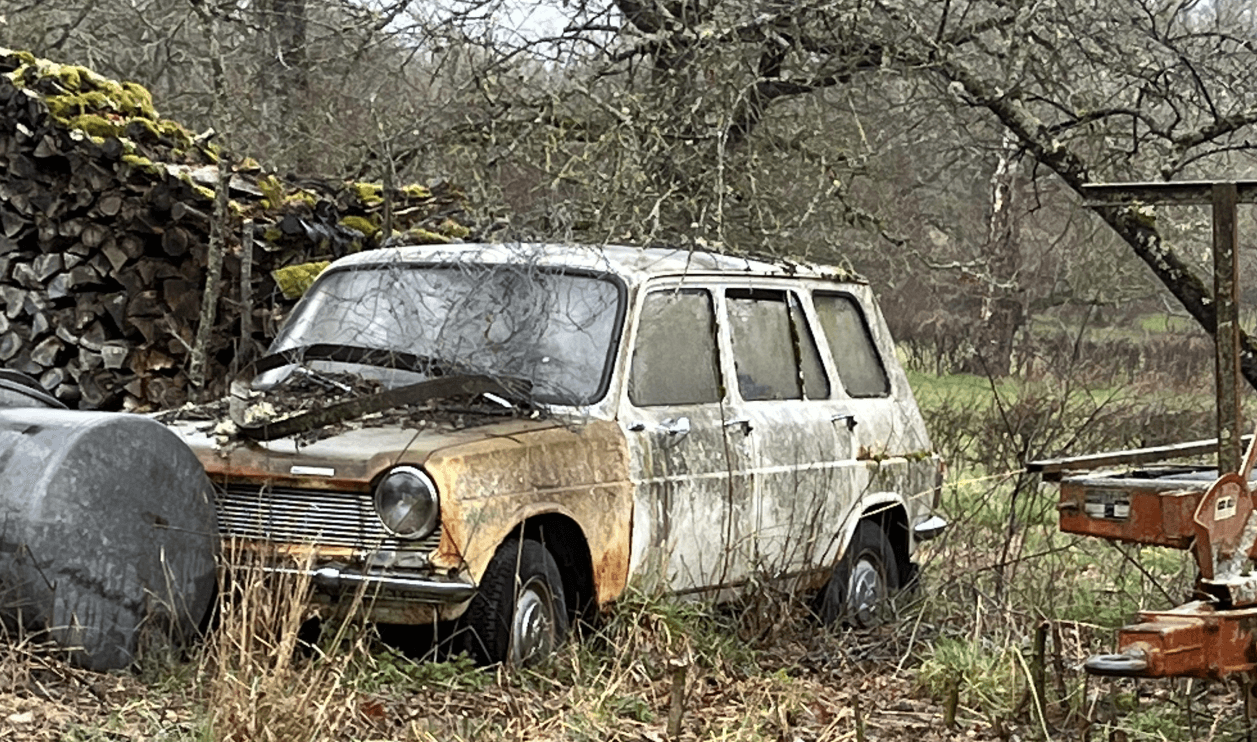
[{"left": 169, "top": 243, "right": 944, "bottom": 665}]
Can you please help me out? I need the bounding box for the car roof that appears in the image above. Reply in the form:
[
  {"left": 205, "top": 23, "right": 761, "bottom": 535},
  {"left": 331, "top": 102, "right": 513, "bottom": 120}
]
[{"left": 329, "top": 242, "right": 866, "bottom": 285}]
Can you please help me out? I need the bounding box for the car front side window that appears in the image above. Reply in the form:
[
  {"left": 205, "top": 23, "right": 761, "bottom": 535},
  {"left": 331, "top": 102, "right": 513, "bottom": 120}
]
[{"left": 629, "top": 289, "right": 721, "bottom": 407}]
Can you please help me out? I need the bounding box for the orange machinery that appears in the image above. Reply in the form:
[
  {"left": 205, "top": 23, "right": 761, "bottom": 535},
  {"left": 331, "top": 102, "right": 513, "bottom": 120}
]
[{"left": 1029, "top": 435, "right": 1257, "bottom": 715}]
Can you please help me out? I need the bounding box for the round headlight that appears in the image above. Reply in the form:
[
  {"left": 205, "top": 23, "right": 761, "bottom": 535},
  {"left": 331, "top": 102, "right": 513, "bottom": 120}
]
[{"left": 374, "top": 466, "right": 439, "bottom": 539}]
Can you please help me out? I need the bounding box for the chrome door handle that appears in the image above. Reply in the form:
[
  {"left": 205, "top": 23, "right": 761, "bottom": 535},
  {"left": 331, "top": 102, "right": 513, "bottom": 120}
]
[
  {"left": 659, "top": 416, "right": 691, "bottom": 437},
  {"left": 831, "top": 413, "right": 857, "bottom": 431}
]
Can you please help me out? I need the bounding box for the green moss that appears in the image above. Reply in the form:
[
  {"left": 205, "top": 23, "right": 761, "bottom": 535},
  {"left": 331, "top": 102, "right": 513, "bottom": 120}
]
[
  {"left": 258, "top": 175, "right": 285, "bottom": 209},
  {"left": 156, "top": 120, "right": 192, "bottom": 148},
  {"left": 5, "top": 50, "right": 38, "bottom": 67},
  {"left": 120, "top": 81, "right": 156, "bottom": 118},
  {"left": 353, "top": 182, "right": 384, "bottom": 205},
  {"left": 67, "top": 113, "right": 121, "bottom": 138},
  {"left": 121, "top": 153, "right": 160, "bottom": 175},
  {"left": 54, "top": 65, "right": 82, "bottom": 91},
  {"left": 401, "top": 184, "right": 431, "bottom": 200},
  {"left": 284, "top": 191, "right": 317, "bottom": 208},
  {"left": 339, "top": 215, "right": 380, "bottom": 238},
  {"left": 263, "top": 227, "right": 284, "bottom": 243},
  {"left": 437, "top": 218, "right": 470, "bottom": 239},
  {"left": 126, "top": 117, "right": 162, "bottom": 141},
  {"left": 402, "top": 228, "right": 452, "bottom": 245},
  {"left": 45, "top": 90, "right": 116, "bottom": 119}
]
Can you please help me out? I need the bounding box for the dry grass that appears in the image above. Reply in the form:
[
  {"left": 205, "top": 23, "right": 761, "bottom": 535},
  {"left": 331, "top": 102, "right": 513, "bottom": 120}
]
[
  {"left": 0, "top": 538, "right": 1252, "bottom": 741},
  {"left": 2, "top": 368, "right": 1253, "bottom": 740},
  {"left": 195, "top": 544, "right": 376, "bottom": 742}
]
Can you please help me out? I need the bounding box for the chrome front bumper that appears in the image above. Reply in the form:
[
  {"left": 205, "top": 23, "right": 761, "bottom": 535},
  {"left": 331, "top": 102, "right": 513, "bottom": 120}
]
[{"left": 268, "top": 565, "right": 476, "bottom": 604}]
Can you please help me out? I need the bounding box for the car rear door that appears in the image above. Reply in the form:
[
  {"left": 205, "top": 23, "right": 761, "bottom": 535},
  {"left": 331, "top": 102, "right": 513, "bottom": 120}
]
[{"left": 721, "top": 285, "right": 859, "bottom": 578}]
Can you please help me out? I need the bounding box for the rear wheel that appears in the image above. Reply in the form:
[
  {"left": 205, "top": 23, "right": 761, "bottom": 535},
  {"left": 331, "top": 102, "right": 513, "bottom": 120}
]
[
  {"left": 817, "top": 520, "right": 898, "bottom": 628},
  {"left": 463, "top": 537, "right": 569, "bottom": 665}
]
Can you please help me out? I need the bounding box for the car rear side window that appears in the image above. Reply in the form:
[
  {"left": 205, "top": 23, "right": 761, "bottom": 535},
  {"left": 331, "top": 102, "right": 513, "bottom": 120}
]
[
  {"left": 813, "top": 292, "right": 889, "bottom": 397},
  {"left": 727, "top": 289, "right": 828, "bottom": 401},
  {"left": 629, "top": 290, "right": 722, "bottom": 406}
]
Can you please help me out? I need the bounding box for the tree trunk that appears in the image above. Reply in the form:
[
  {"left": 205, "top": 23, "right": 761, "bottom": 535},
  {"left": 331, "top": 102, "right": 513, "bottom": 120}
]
[{"left": 963, "top": 133, "right": 1024, "bottom": 377}]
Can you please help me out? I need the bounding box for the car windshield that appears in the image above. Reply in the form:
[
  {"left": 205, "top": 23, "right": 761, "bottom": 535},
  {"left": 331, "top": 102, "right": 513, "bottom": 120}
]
[{"left": 262, "top": 262, "right": 623, "bottom": 405}]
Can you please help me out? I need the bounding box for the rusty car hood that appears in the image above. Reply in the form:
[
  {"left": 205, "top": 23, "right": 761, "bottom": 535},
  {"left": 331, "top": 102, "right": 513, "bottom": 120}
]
[{"left": 168, "top": 416, "right": 566, "bottom": 492}]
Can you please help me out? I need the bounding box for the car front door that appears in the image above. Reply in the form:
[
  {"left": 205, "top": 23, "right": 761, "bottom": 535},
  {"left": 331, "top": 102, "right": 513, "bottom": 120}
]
[{"left": 620, "top": 285, "right": 755, "bottom": 594}]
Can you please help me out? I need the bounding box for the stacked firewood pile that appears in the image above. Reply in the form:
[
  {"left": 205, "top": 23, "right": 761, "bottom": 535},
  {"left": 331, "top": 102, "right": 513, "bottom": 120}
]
[{"left": 0, "top": 49, "right": 477, "bottom": 410}]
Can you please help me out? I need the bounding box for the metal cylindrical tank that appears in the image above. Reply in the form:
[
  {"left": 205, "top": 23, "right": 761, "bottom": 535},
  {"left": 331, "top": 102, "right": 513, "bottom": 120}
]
[{"left": 0, "top": 407, "right": 217, "bottom": 670}]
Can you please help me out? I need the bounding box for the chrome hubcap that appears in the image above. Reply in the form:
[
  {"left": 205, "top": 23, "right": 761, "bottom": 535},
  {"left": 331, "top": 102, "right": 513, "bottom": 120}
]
[
  {"left": 847, "top": 557, "right": 882, "bottom": 626},
  {"left": 510, "top": 577, "right": 555, "bottom": 665}
]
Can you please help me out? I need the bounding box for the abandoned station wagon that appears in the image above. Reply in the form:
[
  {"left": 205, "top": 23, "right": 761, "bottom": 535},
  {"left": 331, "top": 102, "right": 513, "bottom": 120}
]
[{"left": 170, "top": 243, "right": 944, "bottom": 664}]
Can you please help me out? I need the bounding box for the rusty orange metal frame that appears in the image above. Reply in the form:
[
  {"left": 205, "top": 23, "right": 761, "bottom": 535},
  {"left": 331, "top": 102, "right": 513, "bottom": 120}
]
[
  {"left": 1032, "top": 181, "right": 1257, "bottom": 700},
  {"left": 1087, "top": 601, "right": 1257, "bottom": 680}
]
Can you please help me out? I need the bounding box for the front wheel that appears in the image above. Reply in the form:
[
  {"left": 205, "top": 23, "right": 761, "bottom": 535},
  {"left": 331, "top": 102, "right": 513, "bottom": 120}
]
[
  {"left": 816, "top": 520, "right": 899, "bottom": 628},
  {"left": 463, "top": 537, "right": 569, "bottom": 666}
]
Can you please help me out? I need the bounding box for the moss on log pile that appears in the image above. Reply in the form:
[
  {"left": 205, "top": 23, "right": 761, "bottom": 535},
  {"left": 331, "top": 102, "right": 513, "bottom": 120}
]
[{"left": 0, "top": 49, "right": 478, "bottom": 411}]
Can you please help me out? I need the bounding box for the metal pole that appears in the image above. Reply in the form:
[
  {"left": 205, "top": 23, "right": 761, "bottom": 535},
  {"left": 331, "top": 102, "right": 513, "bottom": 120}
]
[{"left": 1214, "top": 182, "right": 1242, "bottom": 473}]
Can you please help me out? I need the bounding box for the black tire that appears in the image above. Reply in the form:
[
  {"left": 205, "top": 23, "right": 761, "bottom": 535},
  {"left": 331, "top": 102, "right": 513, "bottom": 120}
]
[
  {"left": 816, "top": 520, "right": 899, "bottom": 628},
  {"left": 462, "top": 537, "right": 569, "bottom": 666}
]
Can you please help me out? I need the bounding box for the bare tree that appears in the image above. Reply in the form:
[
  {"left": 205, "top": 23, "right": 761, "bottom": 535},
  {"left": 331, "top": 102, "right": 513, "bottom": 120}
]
[{"left": 5, "top": 0, "right": 1255, "bottom": 381}]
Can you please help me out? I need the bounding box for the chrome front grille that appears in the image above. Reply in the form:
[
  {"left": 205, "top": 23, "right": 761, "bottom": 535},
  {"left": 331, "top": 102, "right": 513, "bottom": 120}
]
[{"left": 215, "top": 483, "right": 442, "bottom": 553}]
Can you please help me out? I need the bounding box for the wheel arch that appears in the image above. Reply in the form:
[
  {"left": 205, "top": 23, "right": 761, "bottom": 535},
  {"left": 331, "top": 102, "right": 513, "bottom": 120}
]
[
  {"left": 853, "top": 495, "right": 911, "bottom": 588},
  {"left": 839, "top": 495, "right": 910, "bottom": 593},
  {"left": 516, "top": 513, "right": 597, "bottom": 623}
]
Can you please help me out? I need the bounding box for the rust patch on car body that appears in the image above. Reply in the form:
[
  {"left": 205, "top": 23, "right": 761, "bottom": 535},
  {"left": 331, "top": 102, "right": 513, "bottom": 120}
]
[
  {"left": 424, "top": 418, "right": 633, "bottom": 605},
  {"left": 176, "top": 413, "right": 634, "bottom": 615}
]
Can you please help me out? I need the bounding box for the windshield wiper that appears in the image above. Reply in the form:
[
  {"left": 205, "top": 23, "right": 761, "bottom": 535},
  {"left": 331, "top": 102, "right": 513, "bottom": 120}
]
[
  {"left": 234, "top": 374, "right": 533, "bottom": 441},
  {"left": 252, "top": 344, "right": 457, "bottom": 384}
]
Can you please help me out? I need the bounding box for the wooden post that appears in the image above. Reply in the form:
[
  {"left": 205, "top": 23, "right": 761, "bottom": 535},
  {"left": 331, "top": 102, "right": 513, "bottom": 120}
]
[
  {"left": 188, "top": 155, "right": 230, "bottom": 396},
  {"left": 666, "top": 658, "right": 688, "bottom": 739},
  {"left": 240, "top": 218, "right": 254, "bottom": 352},
  {"left": 1213, "top": 182, "right": 1242, "bottom": 474},
  {"left": 1031, "top": 620, "right": 1049, "bottom": 730}
]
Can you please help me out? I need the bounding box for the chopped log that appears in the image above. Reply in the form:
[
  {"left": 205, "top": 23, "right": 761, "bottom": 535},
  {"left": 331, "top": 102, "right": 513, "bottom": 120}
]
[
  {"left": 127, "top": 290, "right": 161, "bottom": 317},
  {"left": 30, "top": 336, "right": 63, "bottom": 368},
  {"left": 0, "top": 332, "right": 21, "bottom": 361},
  {"left": 12, "top": 263, "right": 40, "bottom": 290},
  {"left": 1, "top": 285, "right": 25, "bottom": 317},
  {"left": 118, "top": 234, "right": 144, "bottom": 260},
  {"left": 78, "top": 322, "right": 105, "bottom": 352},
  {"left": 31, "top": 253, "right": 61, "bottom": 281},
  {"left": 54, "top": 323, "right": 77, "bottom": 345},
  {"left": 101, "top": 243, "right": 128, "bottom": 273},
  {"left": 161, "top": 225, "right": 191, "bottom": 256},
  {"left": 80, "top": 222, "right": 109, "bottom": 248},
  {"left": 96, "top": 193, "right": 122, "bottom": 217},
  {"left": 100, "top": 343, "right": 128, "bottom": 370},
  {"left": 30, "top": 311, "right": 48, "bottom": 337},
  {"left": 46, "top": 272, "right": 70, "bottom": 299},
  {"left": 57, "top": 217, "right": 85, "bottom": 240},
  {"left": 0, "top": 208, "right": 26, "bottom": 237}
]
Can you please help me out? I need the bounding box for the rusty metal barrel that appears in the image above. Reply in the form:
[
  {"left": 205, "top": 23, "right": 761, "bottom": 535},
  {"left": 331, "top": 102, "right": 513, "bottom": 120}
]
[{"left": 0, "top": 405, "right": 218, "bottom": 670}]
